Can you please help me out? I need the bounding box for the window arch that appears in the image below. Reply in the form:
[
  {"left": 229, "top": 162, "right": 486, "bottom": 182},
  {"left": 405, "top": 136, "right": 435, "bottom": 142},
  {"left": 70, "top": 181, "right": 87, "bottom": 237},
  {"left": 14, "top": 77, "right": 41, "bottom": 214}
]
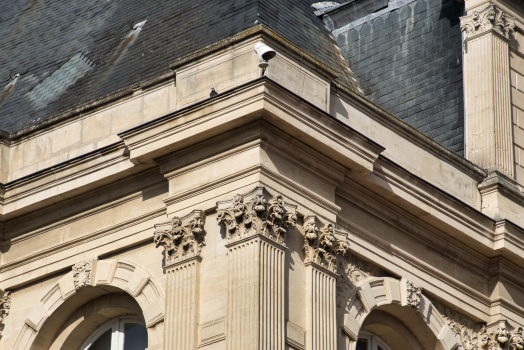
[
  {"left": 79, "top": 316, "right": 148, "bottom": 350},
  {"left": 357, "top": 330, "right": 393, "bottom": 350}
]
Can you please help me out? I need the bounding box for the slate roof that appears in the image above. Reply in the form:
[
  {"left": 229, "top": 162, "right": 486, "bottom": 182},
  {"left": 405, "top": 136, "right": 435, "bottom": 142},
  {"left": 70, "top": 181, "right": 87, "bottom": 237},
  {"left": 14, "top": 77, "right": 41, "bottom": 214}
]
[{"left": 0, "top": 0, "right": 355, "bottom": 134}]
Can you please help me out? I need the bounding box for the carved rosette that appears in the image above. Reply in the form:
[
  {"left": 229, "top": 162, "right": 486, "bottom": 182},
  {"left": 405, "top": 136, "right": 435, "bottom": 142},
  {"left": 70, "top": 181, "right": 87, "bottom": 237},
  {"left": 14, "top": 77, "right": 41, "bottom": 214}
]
[
  {"left": 0, "top": 291, "right": 11, "bottom": 338},
  {"left": 216, "top": 188, "right": 297, "bottom": 246},
  {"left": 302, "top": 216, "right": 348, "bottom": 273},
  {"left": 460, "top": 5, "right": 515, "bottom": 46},
  {"left": 154, "top": 210, "right": 205, "bottom": 264},
  {"left": 72, "top": 260, "right": 92, "bottom": 290},
  {"left": 406, "top": 281, "right": 422, "bottom": 308}
]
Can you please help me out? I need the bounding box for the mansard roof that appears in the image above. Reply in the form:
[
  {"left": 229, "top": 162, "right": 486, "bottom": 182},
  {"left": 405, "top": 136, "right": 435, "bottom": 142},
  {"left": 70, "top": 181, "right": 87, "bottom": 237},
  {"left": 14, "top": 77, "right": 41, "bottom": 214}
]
[{"left": 0, "top": 0, "right": 356, "bottom": 134}]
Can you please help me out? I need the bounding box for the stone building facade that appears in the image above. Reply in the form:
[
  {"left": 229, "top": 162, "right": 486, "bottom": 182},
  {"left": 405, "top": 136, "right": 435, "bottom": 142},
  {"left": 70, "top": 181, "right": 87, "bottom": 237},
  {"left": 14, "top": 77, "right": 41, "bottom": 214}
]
[{"left": 0, "top": 0, "right": 522, "bottom": 349}]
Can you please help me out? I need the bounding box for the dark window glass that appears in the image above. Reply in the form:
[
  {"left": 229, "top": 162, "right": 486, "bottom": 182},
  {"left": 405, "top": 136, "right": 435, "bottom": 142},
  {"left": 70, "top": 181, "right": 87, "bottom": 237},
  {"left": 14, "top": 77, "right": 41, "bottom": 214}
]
[
  {"left": 89, "top": 328, "right": 112, "bottom": 350},
  {"left": 123, "top": 323, "right": 148, "bottom": 350},
  {"left": 356, "top": 338, "right": 368, "bottom": 350},
  {"left": 378, "top": 346, "right": 384, "bottom": 350}
]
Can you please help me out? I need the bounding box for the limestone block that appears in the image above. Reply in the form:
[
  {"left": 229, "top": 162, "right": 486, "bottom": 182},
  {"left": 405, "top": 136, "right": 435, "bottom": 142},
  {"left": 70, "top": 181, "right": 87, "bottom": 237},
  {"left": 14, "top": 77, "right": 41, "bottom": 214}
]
[
  {"left": 124, "top": 268, "right": 150, "bottom": 297},
  {"left": 144, "top": 85, "right": 169, "bottom": 122},
  {"left": 513, "top": 87, "right": 524, "bottom": 111},
  {"left": 9, "top": 142, "right": 24, "bottom": 172},
  {"left": 69, "top": 143, "right": 95, "bottom": 159},
  {"left": 200, "top": 317, "right": 226, "bottom": 347},
  {"left": 24, "top": 133, "right": 52, "bottom": 167},
  {"left": 51, "top": 121, "right": 81, "bottom": 153},
  {"left": 358, "top": 283, "right": 376, "bottom": 312},
  {"left": 286, "top": 321, "right": 305, "bottom": 350},
  {"left": 438, "top": 325, "right": 459, "bottom": 350},
  {"left": 175, "top": 41, "right": 258, "bottom": 108},
  {"left": 83, "top": 108, "right": 111, "bottom": 143},
  {"left": 58, "top": 273, "right": 76, "bottom": 300},
  {"left": 95, "top": 260, "right": 117, "bottom": 285},
  {"left": 386, "top": 278, "right": 401, "bottom": 304},
  {"left": 111, "top": 96, "right": 143, "bottom": 133},
  {"left": 143, "top": 297, "right": 164, "bottom": 327},
  {"left": 25, "top": 303, "right": 47, "bottom": 331}
]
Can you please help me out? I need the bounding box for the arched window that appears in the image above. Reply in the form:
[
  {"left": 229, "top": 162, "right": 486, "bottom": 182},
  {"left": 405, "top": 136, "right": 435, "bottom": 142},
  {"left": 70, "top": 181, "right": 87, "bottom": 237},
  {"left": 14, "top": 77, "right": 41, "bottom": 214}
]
[
  {"left": 356, "top": 330, "right": 393, "bottom": 350},
  {"left": 79, "top": 316, "right": 148, "bottom": 350}
]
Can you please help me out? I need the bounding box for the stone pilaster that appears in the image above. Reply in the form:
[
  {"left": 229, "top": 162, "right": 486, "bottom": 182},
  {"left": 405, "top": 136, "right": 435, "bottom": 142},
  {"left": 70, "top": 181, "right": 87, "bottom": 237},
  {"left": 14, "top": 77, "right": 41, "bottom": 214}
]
[
  {"left": 461, "top": 4, "right": 516, "bottom": 176},
  {"left": 302, "top": 216, "right": 348, "bottom": 350},
  {"left": 154, "top": 210, "right": 205, "bottom": 350},
  {"left": 217, "top": 187, "right": 297, "bottom": 350}
]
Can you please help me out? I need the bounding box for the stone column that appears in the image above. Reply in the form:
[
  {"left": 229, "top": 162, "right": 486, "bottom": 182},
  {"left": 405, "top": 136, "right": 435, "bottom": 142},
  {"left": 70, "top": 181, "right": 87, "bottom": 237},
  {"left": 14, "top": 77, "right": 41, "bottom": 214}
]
[
  {"left": 302, "top": 216, "right": 348, "bottom": 350},
  {"left": 154, "top": 210, "right": 205, "bottom": 350},
  {"left": 461, "top": 5, "right": 516, "bottom": 176},
  {"left": 217, "top": 187, "right": 297, "bottom": 350}
]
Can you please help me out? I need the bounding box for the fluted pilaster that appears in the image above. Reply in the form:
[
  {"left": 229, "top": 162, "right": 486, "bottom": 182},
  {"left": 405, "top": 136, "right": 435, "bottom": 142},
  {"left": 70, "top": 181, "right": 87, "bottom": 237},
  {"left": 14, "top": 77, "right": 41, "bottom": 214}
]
[
  {"left": 305, "top": 262, "right": 337, "bottom": 350},
  {"left": 164, "top": 256, "right": 201, "bottom": 350},
  {"left": 226, "top": 235, "right": 285, "bottom": 350},
  {"left": 461, "top": 4, "right": 515, "bottom": 176}
]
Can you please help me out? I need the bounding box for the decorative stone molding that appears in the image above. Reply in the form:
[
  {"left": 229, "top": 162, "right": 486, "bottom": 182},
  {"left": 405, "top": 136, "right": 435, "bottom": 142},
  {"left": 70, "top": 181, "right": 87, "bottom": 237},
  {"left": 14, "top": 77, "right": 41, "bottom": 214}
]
[
  {"left": 72, "top": 260, "right": 92, "bottom": 290},
  {"left": 460, "top": 5, "right": 515, "bottom": 49},
  {"left": 154, "top": 210, "right": 205, "bottom": 264},
  {"left": 434, "top": 302, "right": 483, "bottom": 350},
  {"left": 217, "top": 187, "right": 297, "bottom": 246},
  {"left": 336, "top": 253, "right": 383, "bottom": 312},
  {"left": 477, "top": 321, "right": 524, "bottom": 350},
  {"left": 303, "top": 216, "right": 348, "bottom": 273},
  {"left": 0, "top": 291, "right": 11, "bottom": 338},
  {"left": 406, "top": 280, "right": 422, "bottom": 308}
]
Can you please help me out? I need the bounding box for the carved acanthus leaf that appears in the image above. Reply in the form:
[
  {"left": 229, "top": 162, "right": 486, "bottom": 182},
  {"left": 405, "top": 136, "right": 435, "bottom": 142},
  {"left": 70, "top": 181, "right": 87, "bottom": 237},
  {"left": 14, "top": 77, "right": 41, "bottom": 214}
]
[
  {"left": 302, "top": 216, "right": 348, "bottom": 273},
  {"left": 217, "top": 188, "right": 297, "bottom": 246},
  {"left": 406, "top": 281, "right": 422, "bottom": 308},
  {"left": 460, "top": 5, "right": 515, "bottom": 45},
  {"left": 434, "top": 302, "right": 483, "bottom": 350},
  {"left": 0, "top": 291, "right": 10, "bottom": 338},
  {"left": 336, "top": 251, "right": 382, "bottom": 314},
  {"left": 72, "top": 260, "right": 92, "bottom": 290},
  {"left": 154, "top": 210, "right": 206, "bottom": 263}
]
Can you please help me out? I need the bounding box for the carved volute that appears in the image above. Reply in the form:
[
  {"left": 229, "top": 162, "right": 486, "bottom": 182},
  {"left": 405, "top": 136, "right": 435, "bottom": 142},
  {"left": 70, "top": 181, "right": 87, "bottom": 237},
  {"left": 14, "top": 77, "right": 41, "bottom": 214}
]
[
  {"left": 216, "top": 187, "right": 297, "bottom": 246},
  {"left": 302, "top": 216, "right": 348, "bottom": 273},
  {"left": 154, "top": 210, "right": 205, "bottom": 264}
]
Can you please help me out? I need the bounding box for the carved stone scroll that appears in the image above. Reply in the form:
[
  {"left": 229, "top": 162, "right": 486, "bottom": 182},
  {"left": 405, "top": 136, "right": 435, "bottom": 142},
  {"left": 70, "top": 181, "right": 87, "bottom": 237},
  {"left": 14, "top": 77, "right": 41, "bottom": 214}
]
[
  {"left": 461, "top": 5, "right": 515, "bottom": 46},
  {"left": 154, "top": 210, "right": 205, "bottom": 264},
  {"left": 302, "top": 216, "right": 348, "bottom": 273},
  {"left": 0, "top": 291, "right": 11, "bottom": 338},
  {"left": 217, "top": 187, "right": 297, "bottom": 246}
]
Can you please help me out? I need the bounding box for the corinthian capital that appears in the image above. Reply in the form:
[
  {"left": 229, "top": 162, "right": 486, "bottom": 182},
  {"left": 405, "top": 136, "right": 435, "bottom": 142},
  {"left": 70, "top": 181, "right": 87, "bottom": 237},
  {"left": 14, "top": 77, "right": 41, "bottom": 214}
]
[
  {"left": 303, "top": 216, "right": 348, "bottom": 273},
  {"left": 216, "top": 187, "right": 297, "bottom": 246},
  {"left": 460, "top": 4, "right": 515, "bottom": 44},
  {"left": 154, "top": 210, "right": 205, "bottom": 264}
]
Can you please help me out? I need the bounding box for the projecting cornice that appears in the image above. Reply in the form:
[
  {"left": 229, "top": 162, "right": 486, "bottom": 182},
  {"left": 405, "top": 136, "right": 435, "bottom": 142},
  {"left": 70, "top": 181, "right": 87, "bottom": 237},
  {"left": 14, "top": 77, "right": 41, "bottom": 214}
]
[{"left": 118, "top": 77, "right": 385, "bottom": 175}]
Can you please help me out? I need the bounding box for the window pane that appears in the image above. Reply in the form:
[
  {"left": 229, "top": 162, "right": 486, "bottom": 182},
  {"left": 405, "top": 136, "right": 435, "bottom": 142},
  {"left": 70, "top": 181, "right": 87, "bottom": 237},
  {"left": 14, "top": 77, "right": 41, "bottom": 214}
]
[
  {"left": 356, "top": 338, "right": 368, "bottom": 350},
  {"left": 378, "top": 346, "right": 384, "bottom": 350},
  {"left": 123, "top": 323, "right": 148, "bottom": 350},
  {"left": 89, "top": 328, "right": 112, "bottom": 350}
]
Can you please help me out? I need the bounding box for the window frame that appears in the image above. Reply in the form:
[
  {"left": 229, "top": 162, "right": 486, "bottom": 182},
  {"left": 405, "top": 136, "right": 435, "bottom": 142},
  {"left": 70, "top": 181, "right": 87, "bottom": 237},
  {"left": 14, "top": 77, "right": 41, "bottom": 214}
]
[
  {"left": 79, "top": 315, "right": 146, "bottom": 350},
  {"left": 358, "top": 330, "right": 393, "bottom": 350}
]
